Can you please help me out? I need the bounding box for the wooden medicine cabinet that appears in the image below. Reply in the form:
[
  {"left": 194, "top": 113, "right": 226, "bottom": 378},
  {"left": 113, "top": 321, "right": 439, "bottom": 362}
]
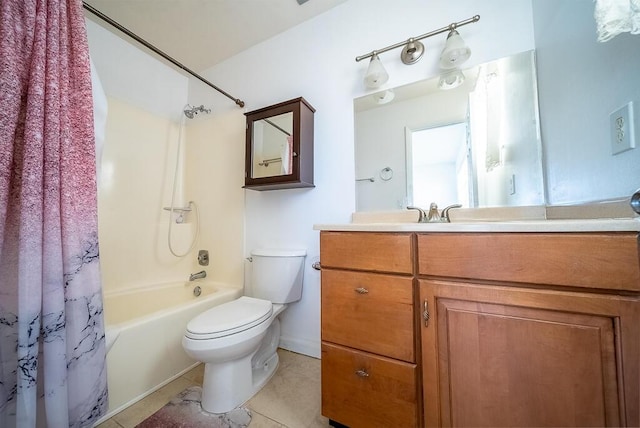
[{"left": 244, "top": 97, "right": 315, "bottom": 190}]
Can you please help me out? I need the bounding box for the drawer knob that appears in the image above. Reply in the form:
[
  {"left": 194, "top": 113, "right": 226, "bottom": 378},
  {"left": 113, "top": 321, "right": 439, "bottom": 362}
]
[
  {"left": 355, "top": 369, "right": 370, "bottom": 378},
  {"left": 354, "top": 287, "right": 369, "bottom": 294}
]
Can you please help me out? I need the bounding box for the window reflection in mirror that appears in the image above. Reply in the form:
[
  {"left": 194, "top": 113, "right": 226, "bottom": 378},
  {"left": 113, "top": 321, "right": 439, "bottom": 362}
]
[
  {"left": 406, "top": 123, "right": 471, "bottom": 209},
  {"left": 251, "top": 112, "right": 293, "bottom": 179},
  {"left": 355, "top": 50, "right": 545, "bottom": 212}
]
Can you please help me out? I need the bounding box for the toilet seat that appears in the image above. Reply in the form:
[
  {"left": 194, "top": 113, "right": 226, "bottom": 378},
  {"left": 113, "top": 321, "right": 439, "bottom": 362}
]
[{"left": 185, "top": 296, "right": 272, "bottom": 340}]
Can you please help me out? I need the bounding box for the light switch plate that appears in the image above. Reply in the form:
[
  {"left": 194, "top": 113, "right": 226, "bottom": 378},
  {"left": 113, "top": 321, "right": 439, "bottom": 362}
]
[
  {"left": 508, "top": 174, "right": 516, "bottom": 195},
  {"left": 610, "top": 102, "right": 635, "bottom": 155}
]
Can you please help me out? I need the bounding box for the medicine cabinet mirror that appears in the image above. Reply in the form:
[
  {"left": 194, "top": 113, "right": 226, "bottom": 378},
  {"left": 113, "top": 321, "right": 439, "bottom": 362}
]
[{"left": 244, "top": 97, "right": 315, "bottom": 191}]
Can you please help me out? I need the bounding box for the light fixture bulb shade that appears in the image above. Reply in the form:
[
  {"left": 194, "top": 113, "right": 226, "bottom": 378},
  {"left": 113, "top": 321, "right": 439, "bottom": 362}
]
[
  {"left": 438, "top": 68, "right": 465, "bottom": 90},
  {"left": 372, "top": 89, "right": 395, "bottom": 104},
  {"left": 364, "top": 54, "right": 389, "bottom": 88},
  {"left": 439, "top": 30, "right": 471, "bottom": 69}
]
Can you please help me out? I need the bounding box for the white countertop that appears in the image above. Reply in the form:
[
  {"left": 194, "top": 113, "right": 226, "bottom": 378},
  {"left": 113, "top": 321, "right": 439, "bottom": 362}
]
[
  {"left": 316, "top": 201, "right": 640, "bottom": 233},
  {"left": 314, "top": 218, "right": 640, "bottom": 233}
]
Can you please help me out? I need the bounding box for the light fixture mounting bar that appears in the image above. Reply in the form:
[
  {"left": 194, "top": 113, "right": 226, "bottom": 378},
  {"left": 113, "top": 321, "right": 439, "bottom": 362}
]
[{"left": 355, "top": 15, "right": 480, "bottom": 62}]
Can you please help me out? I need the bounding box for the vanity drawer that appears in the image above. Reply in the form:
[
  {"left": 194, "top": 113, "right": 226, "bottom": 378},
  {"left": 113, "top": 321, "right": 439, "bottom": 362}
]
[
  {"left": 321, "top": 269, "right": 415, "bottom": 362},
  {"left": 417, "top": 233, "right": 640, "bottom": 291},
  {"left": 320, "top": 231, "right": 413, "bottom": 274},
  {"left": 321, "top": 342, "right": 418, "bottom": 428}
]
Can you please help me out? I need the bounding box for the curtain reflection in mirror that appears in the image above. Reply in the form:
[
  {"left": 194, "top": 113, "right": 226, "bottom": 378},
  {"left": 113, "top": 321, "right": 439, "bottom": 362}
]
[{"left": 251, "top": 112, "right": 293, "bottom": 178}]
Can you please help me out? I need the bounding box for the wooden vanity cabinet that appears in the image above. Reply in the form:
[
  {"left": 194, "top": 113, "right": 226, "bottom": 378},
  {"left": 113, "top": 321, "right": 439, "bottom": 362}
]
[
  {"left": 319, "top": 230, "right": 640, "bottom": 427},
  {"left": 418, "top": 232, "right": 640, "bottom": 427},
  {"left": 320, "top": 232, "right": 420, "bottom": 428}
]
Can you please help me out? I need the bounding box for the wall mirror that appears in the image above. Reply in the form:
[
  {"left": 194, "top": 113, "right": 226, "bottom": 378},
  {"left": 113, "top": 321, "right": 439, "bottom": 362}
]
[
  {"left": 355, "top": 50, "right": 544, "bottom": 211},
  {"left": 251, "top": 111, "right": 293, "bottom": 179},
  {"left": 245, "top": 97, "right": 315, "bottom": 191}
]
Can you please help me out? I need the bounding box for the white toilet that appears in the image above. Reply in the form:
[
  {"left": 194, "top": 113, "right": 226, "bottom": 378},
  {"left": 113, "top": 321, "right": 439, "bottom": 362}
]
[{"left": 182, "top": 248, "right": 305, "bottom": 414}]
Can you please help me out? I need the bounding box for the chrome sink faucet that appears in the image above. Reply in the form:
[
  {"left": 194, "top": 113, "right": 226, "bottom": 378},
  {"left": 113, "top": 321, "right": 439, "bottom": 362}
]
[
  {"left": 189, "top": 270, "right": 207, "bottom": 281},
  {"left": 427, "top": 203, "right": 441, "bottom": 222},
  {"left": 407, "top": 203, "right": 462, "bottom": 223}
]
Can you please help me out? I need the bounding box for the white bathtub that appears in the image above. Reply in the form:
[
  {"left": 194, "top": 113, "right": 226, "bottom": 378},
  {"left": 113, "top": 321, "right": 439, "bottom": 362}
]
[{"left": 100, "top": 281, "right": 242, "bottom": 420}]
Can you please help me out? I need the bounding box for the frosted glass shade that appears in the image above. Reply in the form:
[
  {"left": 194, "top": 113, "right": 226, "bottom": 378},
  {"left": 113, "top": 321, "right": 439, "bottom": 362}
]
[
  {"left": 438, "top": 68, "right": 465, "bottom": 90},
  {"left": 439, "top": 30, "right": 471, "bottom": 69},
  {"left": 372, "top": 89, "right": 395, "bottom": 104},
  {"left": 364, "top": 54, "right": 389, "bottom": 88}
]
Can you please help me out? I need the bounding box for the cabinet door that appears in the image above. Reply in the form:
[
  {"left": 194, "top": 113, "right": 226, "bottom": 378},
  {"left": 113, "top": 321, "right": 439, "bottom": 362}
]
[{"left": 420, "top": 279, "right": 640, "bottom": 427}]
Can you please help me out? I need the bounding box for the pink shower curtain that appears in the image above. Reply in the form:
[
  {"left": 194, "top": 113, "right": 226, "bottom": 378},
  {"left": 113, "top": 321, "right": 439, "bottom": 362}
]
[{"left": 0, "top": 0, "right": 108, "bottom": 427}]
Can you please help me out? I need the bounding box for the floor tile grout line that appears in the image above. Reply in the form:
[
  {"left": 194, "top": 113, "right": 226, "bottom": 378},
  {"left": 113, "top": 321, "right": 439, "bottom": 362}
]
[{"left": 250, "top": 409, "right": 287, "bottom": 427}]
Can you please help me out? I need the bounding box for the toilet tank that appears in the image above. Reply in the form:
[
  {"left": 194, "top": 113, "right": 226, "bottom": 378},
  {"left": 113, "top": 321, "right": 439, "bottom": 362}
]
[{"left": 250, "top": 248, "right": 306, "bottom": 304}]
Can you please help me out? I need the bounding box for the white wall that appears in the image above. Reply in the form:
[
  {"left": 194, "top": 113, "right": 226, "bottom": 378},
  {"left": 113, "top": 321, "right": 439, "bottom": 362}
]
[
  {"left": 185, "top": 110, "right": 246, "bottom": 287},
  {"left": 533, "top": 1, "right": 640, "bottom": 204},
  {"left": 197, "top": 0, "right": 535, "bottom": 357}
]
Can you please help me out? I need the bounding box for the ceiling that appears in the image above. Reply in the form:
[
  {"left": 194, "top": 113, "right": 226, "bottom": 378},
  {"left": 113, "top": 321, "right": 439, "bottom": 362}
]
[{"left": 84, "top": 0, "right": 348, "bottom": 72}]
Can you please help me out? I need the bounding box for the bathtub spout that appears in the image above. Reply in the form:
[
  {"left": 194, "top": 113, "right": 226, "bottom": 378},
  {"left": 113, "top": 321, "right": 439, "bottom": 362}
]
[{"left": 189, "top": 270, "right": 207, "bottom": 281}]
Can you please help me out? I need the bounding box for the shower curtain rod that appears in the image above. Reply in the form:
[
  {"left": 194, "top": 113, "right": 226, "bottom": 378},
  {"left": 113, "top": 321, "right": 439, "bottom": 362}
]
[
  {"left": 263, "top": 118, "right": 291, "bottom": 136},
  {"left": 82, "top": 1, "right": 245, "bottom": 108}
]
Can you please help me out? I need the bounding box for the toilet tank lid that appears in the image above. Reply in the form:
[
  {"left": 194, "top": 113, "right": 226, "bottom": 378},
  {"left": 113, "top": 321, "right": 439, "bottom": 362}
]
[{"left": 251, "top": 248, "right": 306, "bottom": 257}]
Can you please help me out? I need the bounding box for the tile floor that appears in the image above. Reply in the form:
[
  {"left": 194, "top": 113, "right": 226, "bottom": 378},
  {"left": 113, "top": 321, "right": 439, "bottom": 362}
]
[{"left": 96, "top": 349, "right": 328, "bottom": 428}]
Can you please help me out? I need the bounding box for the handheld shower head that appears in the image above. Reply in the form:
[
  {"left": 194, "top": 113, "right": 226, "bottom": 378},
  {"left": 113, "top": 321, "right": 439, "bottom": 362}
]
[{"left": 183, "top": 104, "right": 211, "bottom": 119}]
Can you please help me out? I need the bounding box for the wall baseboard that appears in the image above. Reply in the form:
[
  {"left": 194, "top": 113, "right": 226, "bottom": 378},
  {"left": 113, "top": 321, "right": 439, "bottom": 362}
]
[{"left": 279, "top": 335, "right": 321, "bottom": 359}]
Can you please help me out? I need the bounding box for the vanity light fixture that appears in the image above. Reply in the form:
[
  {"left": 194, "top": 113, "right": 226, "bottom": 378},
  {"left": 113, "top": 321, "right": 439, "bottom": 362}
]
[{"left": 356, "top": 15, "right": 480, "bottom": 87}]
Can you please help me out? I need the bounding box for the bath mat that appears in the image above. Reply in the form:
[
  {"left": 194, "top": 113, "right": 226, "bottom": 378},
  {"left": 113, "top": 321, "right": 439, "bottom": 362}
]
[{"left": 136, "top": 386, "right": 251, "bottom": 428}]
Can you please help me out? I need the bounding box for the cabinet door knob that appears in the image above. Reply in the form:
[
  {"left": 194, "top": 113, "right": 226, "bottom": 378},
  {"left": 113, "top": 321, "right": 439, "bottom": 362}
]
[
  {"left": 354, "top": 287, "right": 369, "bottom": 294},
  {"left": 355, "top": 369, "right": 370, "bottom": 378}
]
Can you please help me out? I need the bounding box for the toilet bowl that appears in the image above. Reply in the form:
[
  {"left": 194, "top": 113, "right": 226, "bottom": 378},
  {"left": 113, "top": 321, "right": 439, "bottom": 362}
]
[{"left": 182, "top": 248, "right": 305, "bottom": 413}]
